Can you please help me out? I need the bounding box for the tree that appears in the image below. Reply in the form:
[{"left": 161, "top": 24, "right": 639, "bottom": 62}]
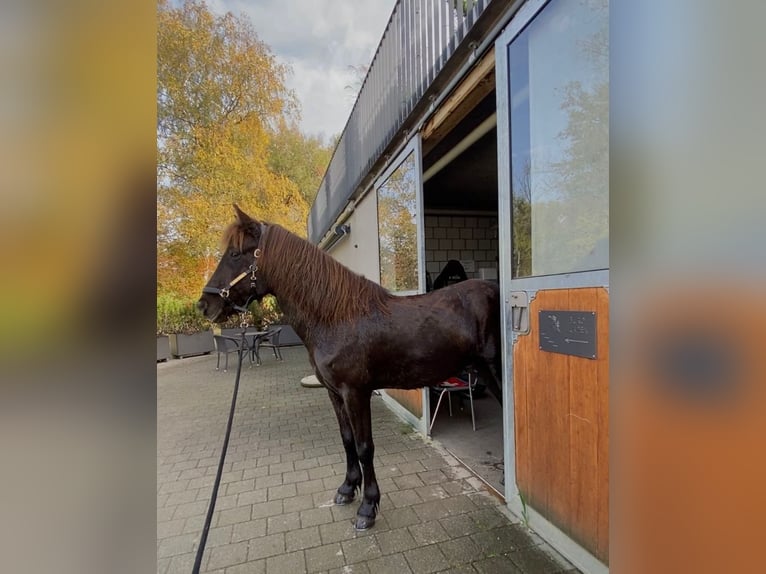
[
  {"left": 267, "top": 120, "right": 333, "bottom": 206},
  {"left": 157, "top": 0, "right": 309, "bottom": 299}
]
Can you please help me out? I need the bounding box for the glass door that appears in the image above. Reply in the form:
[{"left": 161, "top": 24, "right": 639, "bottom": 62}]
[
  {"left": 496, "top": 0, "right": 609, "bottom": 566},
  {"left": 375, "top": 135, "right": 429, "bottom": 433}
]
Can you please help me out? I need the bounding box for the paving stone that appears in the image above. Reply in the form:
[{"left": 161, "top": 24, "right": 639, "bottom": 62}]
[
  {"left": 471, "top": 525, "right": 535, "bottom": 556},
  {"left": 319, "top": 520, "right": 358, "bottom": 545},
  {"left": 165, "top": 552, "right": 195, "bottom": 574},
  {"left": 508, "top": 547, "right": 572, "bottom": 573},
  {"left": 297, "top": 478, "right": 327, "bottom": 496},
  {"left": 305, "top": 543, "right": 345, "bottom": 573},
  {"left": 251, "top": 500, "right": 284, "bottom": 519},
  {"left": 404, "top": 544, "right": 449, "bottom": 574},
  {"left": 206, "top": 541, "right": 248, "bottom": 570},
  {"left": 438, "top": 536, "right": 484, "bottom": 566},
  {"left": 467, "top": 508, "right": 509, "bottom": 531},
  {"left": 173, "top": 500, "right": 208, "bottom": 520},
  {"left": 236, "top": 488, "right": 268, "bottom": 506},
  {"left": 282, "top": 494, "right": 317, "bottom": 514},
  {"left": 392, "top": 474, "right": 425, "bottom": 491},
  {"left": 435, "top": 565, "right": 478, "bottom": 574},
  {"left": 182, "top": 514, "right": 203, "bottom": 536},
  {"left": 157, "top": 519, "right": 186, "bottom": 539},
  {"left": 225, "top": 479, "right": 255, "bottom": 496},
  {"left": 374, "top": 527, "right": 419, "bottom": 555},
  {"left": 166, "top": 489, "right": 200, "bottom": 507},
  {"left": 412, "top": 499, "right": 454, "bottom": 522},
  {"left": 408, "top": 520, "right": 451, "bottom": 546},
  {"left": 283, "top": 469, "right": 310, "bottom": 484},
  {"left": 387, "top": 488, "right": 424, "bottom": 508},
  {"left": 300, "top": 507, "right": 334, "bottom": 528},
  {"left": 267, "top": 511, "right": 301, "bottom": 534},
  {"left": 206, "top": 525, "right": 234, "bottom": 548},
  {"left": 381, "top": 506, "right": 420, "bottom": 529},
  {"left": 329, "top": 501, "right": 359, "bottom": 523},
  {"left": 366, "top": 552, "right": 413, "bottom": 574},
  {"left": 159, "top": 479, "right": 191, "bottom": 495},
  {"left": 416, "top": 483, "right": 451, "bottom": 502},
  {"left": 265, "top": 550, "right": 306, "bottom": 574},
  {"left": 340, "top": 536, "right": 382, "bottom": 564},
  {"left": 327, "top": 565, "right": 370, "bottom": 574},
  {"left": 473, "top": 555, "right": 523, "bottom": 574},
  {"left": 231, "top": 518, "right": 268, "bottom": 542},
  {"left": 269, "top": 461, "right": 295, "bottom": 475},
  {"left": 223, "top": 559, "right": 266, "bottom": 574},
  {"left": 247, "top": 533, "right": 286, "bottom": 561},
  {"left": 158, "top": 532, "right": 198, "bottom": 558},
  {"left": 286, "top": 526, "right": 322, "bottom": 552},
  {"left": 268, "top": 483, "right": 297, "bottom": 500},
  {"left": 216, "top": 505, "right": 252, "bottom": 527},
  {"left": 255, "top": 474, "right": 283, "bottom": 490},
  {"left": 294, "top": 457, "right": 320, "bottom": 471},
  {"left": 418, "top": 469, "right": 449, "bottom": 485},
  {"left": 240, "top": 462, "right": 268, "bottom": 477}
]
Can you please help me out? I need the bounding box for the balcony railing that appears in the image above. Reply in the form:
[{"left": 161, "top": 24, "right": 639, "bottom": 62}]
[{"left": 308, "top": 0, "right": 494, "bottom": 244}]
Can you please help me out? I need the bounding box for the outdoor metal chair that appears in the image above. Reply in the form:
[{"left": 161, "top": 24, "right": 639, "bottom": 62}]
[
  {"left": 213, "top": 335, "right": 251, "bottom": 372},
  {"left": 429, "top": 371, "right": 478, "bottom": 432},
  {"left": 253, "top": 327, "right": 283, "bottom": 364}
]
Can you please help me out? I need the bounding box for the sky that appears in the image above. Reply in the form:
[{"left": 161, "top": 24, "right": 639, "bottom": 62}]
[{"left": 207, "top": 0, "right": 397, "bottom": 142}]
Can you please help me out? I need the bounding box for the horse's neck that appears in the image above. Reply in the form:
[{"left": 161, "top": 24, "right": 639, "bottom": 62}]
[{"left": 275, "top": 299, "right": 312, "bottom": 342}]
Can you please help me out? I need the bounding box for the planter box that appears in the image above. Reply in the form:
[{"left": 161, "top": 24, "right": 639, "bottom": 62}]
[
  {"left": 270, "top": 324, "right": 303, "bottom": 347},
  {"left": 157, "top": 336, "right": 171, "bottom": 362},
  {"left": 169, "top": 331, "right": 214, "bottom": 358}
]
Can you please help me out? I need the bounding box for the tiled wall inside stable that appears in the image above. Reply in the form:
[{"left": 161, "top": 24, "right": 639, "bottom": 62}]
[{"left": 424, "top": 214, "right": 499, "bottom": 282}]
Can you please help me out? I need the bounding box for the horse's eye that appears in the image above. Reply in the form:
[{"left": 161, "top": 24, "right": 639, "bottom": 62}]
[{"left": 229, "top": 250, "right": 241, "bottom": 259}]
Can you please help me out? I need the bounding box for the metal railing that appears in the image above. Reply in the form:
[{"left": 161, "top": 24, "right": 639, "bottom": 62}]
[{"left": 308, "top": 0, "right": 493, "bottom": 244}]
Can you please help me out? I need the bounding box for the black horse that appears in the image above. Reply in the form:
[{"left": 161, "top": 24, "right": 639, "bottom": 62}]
[{"left": 198, "top": 205, "right": 503, "bottom": 530}]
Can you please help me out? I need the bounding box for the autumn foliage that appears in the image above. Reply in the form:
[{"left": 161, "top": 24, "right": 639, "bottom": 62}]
[{"left": 157, "top": 0, "right": 331, "bottom": 307}]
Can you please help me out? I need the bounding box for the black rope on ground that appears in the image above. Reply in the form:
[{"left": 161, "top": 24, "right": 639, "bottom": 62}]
[{"left": 191, "top": 336, "right": 246, "bottom": 574}]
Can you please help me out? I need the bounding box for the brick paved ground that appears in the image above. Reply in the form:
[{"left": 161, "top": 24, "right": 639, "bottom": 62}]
[{"left": 158, "top": 346, "right": 580, "bottom": 574}]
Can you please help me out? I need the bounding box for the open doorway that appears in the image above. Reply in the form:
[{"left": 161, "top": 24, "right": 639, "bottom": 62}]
[{"left": 421, "top": 91, "right": 503, "bottom": 494}]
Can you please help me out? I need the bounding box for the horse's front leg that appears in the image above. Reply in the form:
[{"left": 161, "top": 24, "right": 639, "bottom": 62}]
[
  {"left": 326, "top": 388, "right": 362, "bottom": 504},
  {"left": 344, "top": 389, "right": 380, "bottom": 530}
]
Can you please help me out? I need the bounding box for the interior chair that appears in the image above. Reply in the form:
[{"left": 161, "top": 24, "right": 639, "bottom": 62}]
[
  {"left": 429, "top": 370, "right": 478, "bottom": 432},
  {"left": 213, "top": 335, "right": 251, "bottom": 372},
  {"left": 252, "top": 327, "right": 283, "bottom": 365}
]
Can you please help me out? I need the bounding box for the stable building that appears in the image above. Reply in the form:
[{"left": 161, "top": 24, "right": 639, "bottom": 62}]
[{"left": 309, "top": 1, "right": 608, "bottom": 571}]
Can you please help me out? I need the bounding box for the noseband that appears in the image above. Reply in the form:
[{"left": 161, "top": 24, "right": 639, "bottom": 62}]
[{"left": 202, "top": 247, "right": 261, "bottom": 314}]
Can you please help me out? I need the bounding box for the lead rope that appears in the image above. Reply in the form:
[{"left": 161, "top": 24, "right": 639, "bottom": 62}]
[{"left": 191, "top": 313, "right": 250, "bottom": 574}]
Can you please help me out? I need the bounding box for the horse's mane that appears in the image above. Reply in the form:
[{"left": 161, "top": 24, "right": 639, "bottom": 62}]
[{"left": 259, "top": 223, "right": 392, "bottom": 326}]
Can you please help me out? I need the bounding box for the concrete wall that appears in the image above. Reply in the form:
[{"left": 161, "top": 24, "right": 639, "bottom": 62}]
[{"left": 327, "top": 191, "right": 381, "bottom": 283}]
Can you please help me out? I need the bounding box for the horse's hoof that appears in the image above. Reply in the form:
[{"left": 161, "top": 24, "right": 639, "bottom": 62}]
[
  {"left": 354, "top": 515, "right": 375, "bottom": 531},
  {"left": 334, "top": 491, "right": 355, "bottom": 505}
]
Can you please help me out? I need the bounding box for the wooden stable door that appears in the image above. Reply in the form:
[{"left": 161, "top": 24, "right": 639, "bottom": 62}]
[{"left": 513, "top": 287, "right": 609, "bottom": 563}]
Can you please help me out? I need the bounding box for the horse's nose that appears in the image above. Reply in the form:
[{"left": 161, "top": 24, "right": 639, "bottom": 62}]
[{"left": 197, "top": 298, "right": 208, "bottom": 314}]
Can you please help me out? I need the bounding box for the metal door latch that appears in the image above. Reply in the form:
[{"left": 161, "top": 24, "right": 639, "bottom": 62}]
[{"left": 510, "top": 291, "right": 530, "bottom": 335}]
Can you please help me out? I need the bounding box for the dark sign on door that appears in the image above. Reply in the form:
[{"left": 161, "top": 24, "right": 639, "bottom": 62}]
[{"left": 539, "top": 310, "right": 597, "bottom": 359}]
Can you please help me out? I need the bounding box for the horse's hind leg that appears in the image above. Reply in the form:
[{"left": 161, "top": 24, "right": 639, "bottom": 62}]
[
  {"left": 344, "top": 388, "right": 380, "bottom": 530},
  {"left": 327, "top": 388, "right": 362, "bottom": 504}
]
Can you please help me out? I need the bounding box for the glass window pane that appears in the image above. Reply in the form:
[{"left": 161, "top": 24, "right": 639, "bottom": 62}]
[
  {"left": 377, "top": 151, "right": 419, "bottom": 291},
  {"left": 510, "top": 0, "right": 609, "bottom": 278}
]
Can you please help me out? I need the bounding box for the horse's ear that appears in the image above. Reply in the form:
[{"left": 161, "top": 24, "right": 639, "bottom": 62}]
[{"left": 233, "top": 204, "right": 257, "bottom": 226}]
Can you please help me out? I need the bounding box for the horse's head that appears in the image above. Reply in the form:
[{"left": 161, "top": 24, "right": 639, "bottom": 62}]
[{"left": 197, "top": 204, "right": 270, "bottom": 323}]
